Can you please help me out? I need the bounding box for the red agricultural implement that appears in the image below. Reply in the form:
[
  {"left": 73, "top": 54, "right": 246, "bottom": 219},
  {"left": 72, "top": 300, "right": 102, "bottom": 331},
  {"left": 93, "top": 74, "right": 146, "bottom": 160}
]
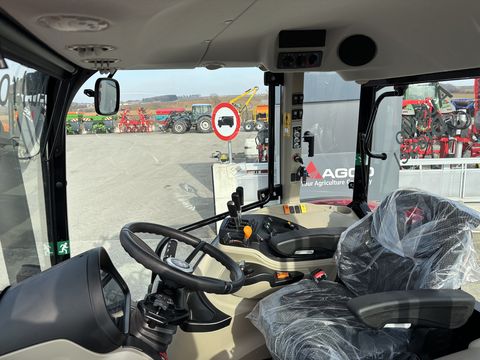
[
  {"left": 118, "top": 108, "right": 155, "bottom": 133},
  {"left": 398, "top": 82, "right": 480, "bottom": 162}
]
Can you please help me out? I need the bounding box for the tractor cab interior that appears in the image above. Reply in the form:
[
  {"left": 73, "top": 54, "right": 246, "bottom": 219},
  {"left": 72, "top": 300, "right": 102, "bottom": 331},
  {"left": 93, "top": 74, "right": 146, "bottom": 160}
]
[{"left": 2, "top": 1, "right": 480, "bottom": 360}]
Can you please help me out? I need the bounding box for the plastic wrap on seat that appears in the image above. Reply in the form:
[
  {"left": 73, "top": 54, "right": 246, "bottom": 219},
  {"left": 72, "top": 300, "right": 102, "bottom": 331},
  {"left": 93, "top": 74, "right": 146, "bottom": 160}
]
[
  {"left": 249, "top": 189, "right": 480, "bottom": 360},
  {"left": 336, "top": 189, "right": 480, "bottom": 296},
  {"left": 248, "top": 279, "right": 414, "bottom": 360}
]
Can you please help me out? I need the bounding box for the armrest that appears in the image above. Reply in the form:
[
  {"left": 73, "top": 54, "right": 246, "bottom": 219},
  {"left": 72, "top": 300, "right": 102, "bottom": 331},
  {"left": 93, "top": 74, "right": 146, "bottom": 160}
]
[
  {"left": 347, "top": 289, "right": 475, "bottom": 330},
  {"left": 268, "top": 227, "right": 346, "bottom": 257}
]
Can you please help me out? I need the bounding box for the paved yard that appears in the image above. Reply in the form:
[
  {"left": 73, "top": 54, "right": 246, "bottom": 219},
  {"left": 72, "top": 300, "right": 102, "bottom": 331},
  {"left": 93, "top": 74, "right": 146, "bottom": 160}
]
[{"left": 67, "top": 131, "right": 254, "bottom": 299}]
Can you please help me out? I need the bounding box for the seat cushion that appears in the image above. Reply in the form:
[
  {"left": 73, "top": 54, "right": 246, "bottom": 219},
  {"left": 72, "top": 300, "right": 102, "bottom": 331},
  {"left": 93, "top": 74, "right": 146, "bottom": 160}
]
[{"left": 248, "top": 279, "right": 415, "bottom": 360}]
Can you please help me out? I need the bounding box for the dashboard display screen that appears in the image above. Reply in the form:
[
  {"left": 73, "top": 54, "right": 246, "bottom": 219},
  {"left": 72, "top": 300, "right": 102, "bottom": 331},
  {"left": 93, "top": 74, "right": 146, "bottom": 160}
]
[{"left": 100, "top": 270, "right": 127, "bottom": 329}]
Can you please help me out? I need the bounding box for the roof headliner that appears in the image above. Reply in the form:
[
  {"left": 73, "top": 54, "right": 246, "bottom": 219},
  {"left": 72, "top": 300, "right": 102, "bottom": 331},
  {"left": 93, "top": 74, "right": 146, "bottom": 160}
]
[{"left": 1, "top": 0, "right": 480, "bottom": 81}]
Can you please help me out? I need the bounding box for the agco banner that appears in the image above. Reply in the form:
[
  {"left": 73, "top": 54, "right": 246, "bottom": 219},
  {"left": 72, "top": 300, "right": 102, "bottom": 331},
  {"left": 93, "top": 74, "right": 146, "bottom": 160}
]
[
  {"left": 300, "top": 152, "right": 373, "bottom": 200},
  {"left": 300, "top": 151, "right": 400, "bottom": 201}
]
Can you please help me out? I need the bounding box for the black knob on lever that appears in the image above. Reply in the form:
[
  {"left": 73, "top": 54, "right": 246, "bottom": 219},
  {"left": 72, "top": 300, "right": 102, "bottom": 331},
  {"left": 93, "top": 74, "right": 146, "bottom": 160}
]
[
  {"left": 227, "top": 200, "right": 240, "bottom": 229},
  {"left": 227, "top": 201, "right": 238, "bottom": 218},
  {"left": 303, "top": 131, "right": 315, "bottom": 157},
  {"left": 236, "top": 186, "right": 244, "bottom": 206},
  {"left": 293, "top": 154, "right": 304, "bottom": 164},
  {"left": 231, "top": 192, "right": 241, "bottom": 212}
]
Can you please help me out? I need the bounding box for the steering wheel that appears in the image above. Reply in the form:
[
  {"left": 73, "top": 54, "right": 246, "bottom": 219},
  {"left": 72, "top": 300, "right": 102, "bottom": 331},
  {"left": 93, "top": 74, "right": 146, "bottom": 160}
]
[{"left": 119, "top": 222, "right": 245, "bottom": 294}]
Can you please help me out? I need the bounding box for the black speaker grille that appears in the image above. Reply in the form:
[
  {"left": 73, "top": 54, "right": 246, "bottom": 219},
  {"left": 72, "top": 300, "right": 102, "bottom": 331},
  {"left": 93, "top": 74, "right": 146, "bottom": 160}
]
[{"left": 338, "top": 35, "right": 376, "bottom": 66}]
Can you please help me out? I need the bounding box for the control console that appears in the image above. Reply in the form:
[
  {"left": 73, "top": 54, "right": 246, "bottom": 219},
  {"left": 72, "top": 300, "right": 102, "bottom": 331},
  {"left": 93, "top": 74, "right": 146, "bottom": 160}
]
[{"left": 218, "top": 214, "right": 345, "bottom": 262}]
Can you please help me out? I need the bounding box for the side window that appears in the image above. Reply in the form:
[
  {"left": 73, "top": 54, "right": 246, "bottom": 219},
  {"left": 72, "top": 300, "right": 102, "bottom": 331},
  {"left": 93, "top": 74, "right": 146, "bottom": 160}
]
[
  {"left": 371, "top": 79, "right": 480, "bottom": 202},
  {"left": 0, "top": 59, "right": 50, "bottom": 289}
]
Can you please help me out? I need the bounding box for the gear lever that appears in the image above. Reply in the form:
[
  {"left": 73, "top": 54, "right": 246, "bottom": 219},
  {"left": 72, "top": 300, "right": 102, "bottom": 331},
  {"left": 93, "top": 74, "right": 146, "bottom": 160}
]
[
  {"left": 231, "top": 192, "right": 242, "bottom": 225},
  {"left": 227, "top": 200, "right": 240, "bottom": 229},
  {"left": 236, "top": 186, "right": 244, "bottom": 206}
]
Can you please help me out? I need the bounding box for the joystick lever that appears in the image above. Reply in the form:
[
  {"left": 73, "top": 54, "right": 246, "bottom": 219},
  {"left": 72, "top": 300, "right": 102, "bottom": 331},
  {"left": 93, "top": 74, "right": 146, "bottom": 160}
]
[
  {"left": 231, "top": 192, "right": 242, "bottom": 225},
  {"left": 236, "top": 186, "right": 244, "bottom": 206},
  {"left": 227, "top": 200, "right": 240, "bottom": 229}
]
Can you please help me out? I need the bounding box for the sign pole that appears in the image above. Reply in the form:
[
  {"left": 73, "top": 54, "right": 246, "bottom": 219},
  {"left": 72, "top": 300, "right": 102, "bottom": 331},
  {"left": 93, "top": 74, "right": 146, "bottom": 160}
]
[{"left": 228, "top": 140, "right": 233, "bottom": 163}]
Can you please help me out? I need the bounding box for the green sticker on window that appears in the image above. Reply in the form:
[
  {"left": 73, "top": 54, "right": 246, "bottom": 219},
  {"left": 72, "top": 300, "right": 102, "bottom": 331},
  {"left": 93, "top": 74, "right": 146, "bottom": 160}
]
[
  {"left": 355, "top": 153, "right": 362, "bottom": 166},
  {"left": 45, "top": 243, "right": 54, "bottom": 256},
  {"left": 57, "top": 240, "right": 70, "bottom": 255}
]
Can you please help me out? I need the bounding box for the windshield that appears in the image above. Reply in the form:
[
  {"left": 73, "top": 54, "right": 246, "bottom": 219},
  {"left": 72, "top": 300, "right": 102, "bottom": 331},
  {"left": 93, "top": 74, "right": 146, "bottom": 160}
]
[
  {"left": 404, "top": 83, "right": 437, "bottom": 99},
  {"left": 67, "top": 68, "right": 271, "bottom": 299},
  {"left": 192, "top": 104, "right": 211, "bottom": 116},
  {"left": 67, "top": 71, "right": 404, "bottom": 298},
  {"left": 0, "top": 58, "right": 50, "bottom": 289}
]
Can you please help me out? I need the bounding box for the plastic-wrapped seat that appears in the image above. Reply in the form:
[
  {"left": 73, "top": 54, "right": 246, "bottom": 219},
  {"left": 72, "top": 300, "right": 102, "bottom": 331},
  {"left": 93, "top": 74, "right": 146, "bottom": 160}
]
[{"left": 248, "top": 189, "right": 480, "bottom": 360}]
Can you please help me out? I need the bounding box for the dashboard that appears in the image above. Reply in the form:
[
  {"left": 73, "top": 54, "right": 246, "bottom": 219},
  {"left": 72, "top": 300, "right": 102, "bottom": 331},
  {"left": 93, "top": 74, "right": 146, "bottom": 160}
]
[{"left": 0, "top": 248, "right": 130, "bottom": 356}]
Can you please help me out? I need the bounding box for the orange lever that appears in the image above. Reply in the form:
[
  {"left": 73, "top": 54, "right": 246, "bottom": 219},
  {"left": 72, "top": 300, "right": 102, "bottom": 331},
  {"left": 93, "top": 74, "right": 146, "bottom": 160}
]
[{"left": 243, "top": 225, "right": 253, "bottom": 240}]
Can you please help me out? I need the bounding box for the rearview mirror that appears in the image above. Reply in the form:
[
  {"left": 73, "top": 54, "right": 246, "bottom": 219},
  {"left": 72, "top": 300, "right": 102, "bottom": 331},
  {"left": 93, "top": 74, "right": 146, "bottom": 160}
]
[{"left": 94, "top": 78, "right": 120, "bottom": 115}]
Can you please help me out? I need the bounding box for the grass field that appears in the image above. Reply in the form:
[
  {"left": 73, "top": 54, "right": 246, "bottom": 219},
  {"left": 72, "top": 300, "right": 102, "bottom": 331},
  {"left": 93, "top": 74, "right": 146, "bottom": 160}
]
[{"left": 452, "top": 92, "right": 475, "bottom": 99}]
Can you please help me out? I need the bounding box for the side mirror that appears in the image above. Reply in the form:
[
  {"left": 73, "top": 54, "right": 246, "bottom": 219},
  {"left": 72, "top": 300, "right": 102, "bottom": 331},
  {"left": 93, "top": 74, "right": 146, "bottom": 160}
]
[{"left": 94, "top": 78, "right": 120, "bottom": 115}]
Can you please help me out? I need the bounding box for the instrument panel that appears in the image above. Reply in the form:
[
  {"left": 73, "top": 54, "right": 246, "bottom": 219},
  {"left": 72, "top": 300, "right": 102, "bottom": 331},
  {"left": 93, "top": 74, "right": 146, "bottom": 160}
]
[
  {"left": 100, "top": 269, "right": 129, "bottom": 331},
  {"left": 0, "top": 248, "right": 130, "bottom": 356}
]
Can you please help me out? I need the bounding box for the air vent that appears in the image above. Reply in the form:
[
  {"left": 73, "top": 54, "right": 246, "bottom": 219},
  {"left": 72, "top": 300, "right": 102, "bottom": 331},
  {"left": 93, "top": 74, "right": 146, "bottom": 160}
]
[
  {"left": 37, "top": 15, "right": 109, "bottom": 32},
  {"left": 82, "top": 58, "right": 119, "bottom": 74},
  {"left": 67, "top": 44, "right": 116, "bottom": 57}
]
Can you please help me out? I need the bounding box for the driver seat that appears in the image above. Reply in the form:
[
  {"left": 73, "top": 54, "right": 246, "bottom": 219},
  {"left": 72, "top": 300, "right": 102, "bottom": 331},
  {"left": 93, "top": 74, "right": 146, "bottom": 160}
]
[{"left": 249, "top": 189, "right": 480, "bottom": 360}]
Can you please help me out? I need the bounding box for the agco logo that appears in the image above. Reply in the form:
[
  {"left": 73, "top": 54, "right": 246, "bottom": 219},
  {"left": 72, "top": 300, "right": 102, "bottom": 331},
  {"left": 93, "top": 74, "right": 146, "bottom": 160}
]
[{"left": 306, "top": 162, "right": 374, "bottom": 180}]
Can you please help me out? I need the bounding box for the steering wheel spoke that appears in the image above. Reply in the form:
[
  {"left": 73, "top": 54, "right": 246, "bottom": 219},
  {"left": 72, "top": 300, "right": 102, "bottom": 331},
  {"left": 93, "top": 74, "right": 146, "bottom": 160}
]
[{"left": 185, "top": 240, "right": 206, "bottom": 263}]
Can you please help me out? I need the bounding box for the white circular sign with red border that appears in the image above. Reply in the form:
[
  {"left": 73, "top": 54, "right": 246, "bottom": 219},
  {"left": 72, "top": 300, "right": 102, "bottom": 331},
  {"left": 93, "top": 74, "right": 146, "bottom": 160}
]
[{"left": 212, "top": 103, "right": 241, "bottom": 141}]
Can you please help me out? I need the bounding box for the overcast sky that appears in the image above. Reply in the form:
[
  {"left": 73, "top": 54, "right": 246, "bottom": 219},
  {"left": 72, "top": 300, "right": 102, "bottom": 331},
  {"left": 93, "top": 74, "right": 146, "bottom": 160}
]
[{"left": 74, "top": 67, "right": 268, "bottom": 103}]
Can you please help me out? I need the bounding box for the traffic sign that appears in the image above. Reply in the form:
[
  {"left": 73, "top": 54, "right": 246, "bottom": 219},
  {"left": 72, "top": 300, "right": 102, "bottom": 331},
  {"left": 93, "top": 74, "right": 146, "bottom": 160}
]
[{"left": 212, "top": 103, "right": 241, "bottom": 141}]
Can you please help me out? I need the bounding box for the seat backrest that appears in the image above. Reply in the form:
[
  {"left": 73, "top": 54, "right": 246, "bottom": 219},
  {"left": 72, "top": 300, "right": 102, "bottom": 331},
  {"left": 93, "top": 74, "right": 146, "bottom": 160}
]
[{"left": 336, "top": 189, "right": 480, "bottom": 296}]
